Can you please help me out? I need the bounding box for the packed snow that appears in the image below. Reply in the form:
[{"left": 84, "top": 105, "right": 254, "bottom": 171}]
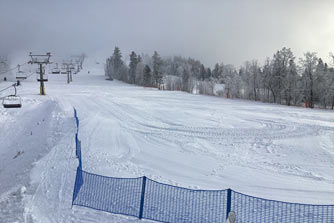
[{"left": 0, "top": 59, "right": 333, "bottom": 222}]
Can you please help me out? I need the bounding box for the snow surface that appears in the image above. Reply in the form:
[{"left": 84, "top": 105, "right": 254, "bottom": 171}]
[{"left": 0, "top": 59, "right": 333, "bottom": 222}]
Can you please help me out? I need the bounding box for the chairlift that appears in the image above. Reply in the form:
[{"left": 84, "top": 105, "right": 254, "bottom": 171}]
[
  {"left": 2, "top": 84, "right": 22, "bottom": 108},
  {"left": 52, "top": 68, "right": 60, "bottom": 74},
  {"left": 16, "top": 65, "right": 27, "bottom": 80},
  {"left": 51, "top": 63, "right": 60, "bottom": 74}
]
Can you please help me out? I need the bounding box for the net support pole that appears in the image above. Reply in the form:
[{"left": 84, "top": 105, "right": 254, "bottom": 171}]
[
  {"left": 226, "top": 188, "right": 232, "bottom": 220},
  {"left": 139, "top": 176, "right": 147, "bottom": 219}
]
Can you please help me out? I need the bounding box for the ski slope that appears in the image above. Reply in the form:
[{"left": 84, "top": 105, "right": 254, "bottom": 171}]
[{"left": 0, "top": 59, "right": 334, "bottom": 222}]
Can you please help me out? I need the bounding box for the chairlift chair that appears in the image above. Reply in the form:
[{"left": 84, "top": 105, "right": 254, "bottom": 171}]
[
  {"left": 2, "top": 84, "right": 22, "bottom": 108},
  {"left": 51, "top": 63, "right": 60, "bottom": 74},
  {"left": 16, "top": 65, "right": 27, "bottom": 80},
  {"left": 52, "top": 68, "right": 60, "bottom": 74},
  {"left": 16, "top": 70, "right": 27, "bottom": 80},
  {"left": 2, "top": 95, "right": 22, "bottom": 108}
]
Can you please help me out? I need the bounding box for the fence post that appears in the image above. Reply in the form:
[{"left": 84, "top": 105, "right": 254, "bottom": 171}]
[
  {"left": 226, "top": 188, "right": 232, "bottom": 220},
  {"left": 75, "top": 133, "right": 78, "bottom": 158},
  {"left": 139, "top": 176, "right": 147, "bottom": 219}
]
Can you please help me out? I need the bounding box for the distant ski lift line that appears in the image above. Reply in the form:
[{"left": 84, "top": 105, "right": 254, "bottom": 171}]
[{"left": 0, "top": 62, "right": 28, "bottom": 75}]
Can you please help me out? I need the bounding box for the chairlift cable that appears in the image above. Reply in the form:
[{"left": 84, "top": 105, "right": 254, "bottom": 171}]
[
  {"left": 0, "top": 72, "right": 34, "bottom": 94},
  {"left": 0, "top": 62, "right": 29, "bottom": 75},
  {"left": 19, "top": 71, "right": 36, "bottom": 80},
  {"left": 0, "top": 84, "right": 16, "bottom": 93}
]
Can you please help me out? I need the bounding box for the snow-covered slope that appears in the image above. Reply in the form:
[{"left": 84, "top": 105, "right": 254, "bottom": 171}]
[{"left": 0, "top": 59, "right": 333, "bottom": 222}]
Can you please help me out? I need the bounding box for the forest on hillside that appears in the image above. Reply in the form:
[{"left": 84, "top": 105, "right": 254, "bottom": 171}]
[{"left": 105, "top": 47, "right": 334, "bottom": 109}]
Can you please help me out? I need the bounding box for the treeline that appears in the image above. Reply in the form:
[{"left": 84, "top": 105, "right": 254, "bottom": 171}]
[{"left": 105, "top": 47, "right": 334, "bottom": 109}]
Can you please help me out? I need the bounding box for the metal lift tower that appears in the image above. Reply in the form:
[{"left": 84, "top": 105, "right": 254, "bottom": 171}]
[{"left": 29, "top": 52, "right": 51, "bottom": 95}]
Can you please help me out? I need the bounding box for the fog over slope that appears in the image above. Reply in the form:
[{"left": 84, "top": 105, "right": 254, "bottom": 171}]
[{"left": 0, "top": 0, "right": 333, "bottom": 66}]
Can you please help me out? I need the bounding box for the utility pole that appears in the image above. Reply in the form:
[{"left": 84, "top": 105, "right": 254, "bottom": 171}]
[{"left": 29, "top": 52, "right": 51, "bottom": 95}]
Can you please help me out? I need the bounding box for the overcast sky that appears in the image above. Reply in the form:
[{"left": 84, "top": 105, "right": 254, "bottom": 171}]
[{"left": 0, "top": 0, "right": 333, "bottom": 66}]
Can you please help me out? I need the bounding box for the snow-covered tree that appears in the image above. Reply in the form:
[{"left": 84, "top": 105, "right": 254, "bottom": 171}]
[
  {"left": 285, "top": 59, "right": 298, "bottom": 106},
  {"left": 182, "top": 67, "right": 190, "bottom": 92},
  {"left": 105, "top": 46, "right": 332, "bottom": 109},
  {"left": 212, "top": 63, "right": 221, "bottom": 80},
  {"left": 152, "top": 51, "right": 163, "bottom": 87},
  {"left": 272, "top": 47, "right": 294, "bottom": 104},
  {"left": 105, "top": 47, "right": 126, "bottom": 81},
  {"left": 300, "top": 52, "right": 318, "bottom": 108}
]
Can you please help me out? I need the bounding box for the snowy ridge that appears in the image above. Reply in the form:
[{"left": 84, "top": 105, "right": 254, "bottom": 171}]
[{"left": 71, "top": 107, "right": 334, "bottom": 223}]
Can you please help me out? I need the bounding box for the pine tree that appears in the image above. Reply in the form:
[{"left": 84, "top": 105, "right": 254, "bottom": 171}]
[
  {"left": 200, "top": 64, "right": 206, "bottom": 81},
  {"left": 112, "top": 47, "right": 125, "bottom": 80},
  {"left": 129, "top": 51, "right": 138, "bottom": 84},
  {"left": 206, "top": 68, "right": 212, "bottom": 80},
  {"left": 182, "top": 67, "right": 190, "bottom": 92},
  {"left": 212, "top": 63, "right": 221, "bottom": 79},
  {"left": 143, "top": 65, "right": 152, "bottom": 87}
]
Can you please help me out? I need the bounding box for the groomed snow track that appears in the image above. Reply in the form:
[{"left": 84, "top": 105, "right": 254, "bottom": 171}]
[
  {"left": 0, "top": 60, "right": 333, "bottom": 222},
  {"left": 72, "top": 107, "right": 334, "bottom": 223}
]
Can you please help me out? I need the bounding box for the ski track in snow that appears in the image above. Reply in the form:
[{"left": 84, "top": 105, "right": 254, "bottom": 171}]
[{"left": 0, "top": 60, "right": 334, "bottom": 222}]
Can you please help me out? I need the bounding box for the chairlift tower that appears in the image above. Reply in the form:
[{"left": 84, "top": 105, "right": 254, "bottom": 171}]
[
  {"left": 29, "top": 52, "right": 51, "bottom": 95},
  {"left": 67, "top": 64, "right": 71, "bottom": 84},
  {"left": 64, "top": 62, "right": 75, "bottom": 84}
]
